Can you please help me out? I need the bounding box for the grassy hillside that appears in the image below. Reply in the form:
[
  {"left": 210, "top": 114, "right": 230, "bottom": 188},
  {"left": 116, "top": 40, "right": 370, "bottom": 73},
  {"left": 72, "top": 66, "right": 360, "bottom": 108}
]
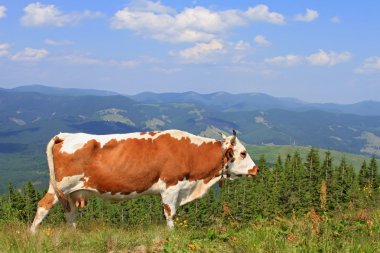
[
  {"left": 1, "top": 208, "right": 379, "bottom": 252},
  {"left": 248, "top": 145, "right": 380, "bottom": 170}
]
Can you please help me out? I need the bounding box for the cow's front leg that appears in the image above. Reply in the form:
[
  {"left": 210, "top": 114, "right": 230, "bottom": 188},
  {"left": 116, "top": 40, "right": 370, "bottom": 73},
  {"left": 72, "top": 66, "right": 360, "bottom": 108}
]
[
  {"left": 161, "top": 189, "right": 179, "bottom": 229},
  {"left": 30, "top": 184, "right": 59, "bottom": 233}
]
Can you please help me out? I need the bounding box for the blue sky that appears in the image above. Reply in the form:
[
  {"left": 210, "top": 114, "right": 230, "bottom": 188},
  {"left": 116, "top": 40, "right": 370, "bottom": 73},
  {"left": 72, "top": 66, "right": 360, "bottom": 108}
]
[{"left": 0, "top": 1, "right": 379, "bottom": 103}]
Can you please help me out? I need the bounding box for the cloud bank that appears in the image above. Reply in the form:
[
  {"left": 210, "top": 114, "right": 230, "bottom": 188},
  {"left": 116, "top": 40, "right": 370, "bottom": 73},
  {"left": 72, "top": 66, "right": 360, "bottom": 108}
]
[
  {"left": 21, "top": 2, "right": 103, "bottom": 27},
  {"left": 111, "top": 2, "right": 284, "bottom": 43}
]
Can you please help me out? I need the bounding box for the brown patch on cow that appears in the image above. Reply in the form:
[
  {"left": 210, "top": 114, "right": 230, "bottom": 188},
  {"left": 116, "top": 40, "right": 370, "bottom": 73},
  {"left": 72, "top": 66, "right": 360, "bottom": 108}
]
[
  {"left": 163, "top": 204, "right": 171, "bottom": 217},
  {"left": 140, "top": 132, "right": 147, "bottom": 135},
  {"left": 149, "top": 131, "right": 157, "bottom": 136},
  {"left": 38, "top": 192, "right": 55, "bottom": 210},
  {"left": 248, "top": 165, "right": 259, "bottom": 176},
  {"left": 53, "top": 133, "right": 225, "bottom": 195}
]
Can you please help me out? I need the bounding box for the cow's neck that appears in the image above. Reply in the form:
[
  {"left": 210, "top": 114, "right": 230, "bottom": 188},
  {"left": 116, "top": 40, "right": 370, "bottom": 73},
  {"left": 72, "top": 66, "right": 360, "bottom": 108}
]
[{"left": 178, "top": 148, "right": 228, "bottom": 206}]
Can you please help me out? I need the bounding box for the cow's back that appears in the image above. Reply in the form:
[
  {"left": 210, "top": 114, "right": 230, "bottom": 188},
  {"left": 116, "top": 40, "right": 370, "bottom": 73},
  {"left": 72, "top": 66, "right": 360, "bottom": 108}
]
[{"left": 52, "top": 130, "right": 223, "bottom": 195}]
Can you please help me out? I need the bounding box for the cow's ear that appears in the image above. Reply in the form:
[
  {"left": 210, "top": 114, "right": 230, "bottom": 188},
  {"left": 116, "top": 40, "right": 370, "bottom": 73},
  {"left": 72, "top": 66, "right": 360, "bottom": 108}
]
[{"left": 225, "top": 148, "right": 234, "bottom": 161}]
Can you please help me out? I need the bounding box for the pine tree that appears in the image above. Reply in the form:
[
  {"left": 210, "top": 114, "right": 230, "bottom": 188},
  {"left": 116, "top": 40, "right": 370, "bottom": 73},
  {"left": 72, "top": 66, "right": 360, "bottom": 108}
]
[
  {"left": 321, "top": 151, "right": 335, "bottom": 211},
  {"left": 304, "top": 148, "right": 321, "bottom": 210},
  {"left": 279, "top": 154, "right": 293, "bottom": 215},
  {"left": 22, "top": 181, "right": 40, "bottom": 222},
  {"left": 267, "top": 155, "right": 283, "bottom": 216},
  {"left": 347, "top": 164, "right": 359, "bottom": 207},
  {"left": 7, "top": 182, "right": 24, "bottom": 221},
  {"left": 369, "top": 155, "right": 378, "bottom": 189},
  {"left": 358, "top": 160, "right": 370, "bottom": 188},
  {"left": 335, "top": 157, "right": 353, "bottom": 208},
  {"left": 291, "top": 151, "right": 307, "bottom": 213},
  {"left": 254, "top": 155, "right": 271, "bottom": 218}
]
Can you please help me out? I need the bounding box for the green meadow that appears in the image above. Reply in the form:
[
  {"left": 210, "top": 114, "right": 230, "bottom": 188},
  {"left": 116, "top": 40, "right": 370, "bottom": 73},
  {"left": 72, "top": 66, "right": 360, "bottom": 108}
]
[{"left": 1, "top": 207, "right": 379, "bottom": 253}]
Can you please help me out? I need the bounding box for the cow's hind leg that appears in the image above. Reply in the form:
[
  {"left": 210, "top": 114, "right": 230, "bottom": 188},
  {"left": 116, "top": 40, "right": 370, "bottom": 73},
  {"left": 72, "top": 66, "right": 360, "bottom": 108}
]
[
  {"left": 30, "top": 185, "right": 58, "bottom": 233},
  {"left": 161, "top": 190, "right": 179, "bottom": 229},
  {"left": 64, "top": 198, "right": 78, "bottom": 229}
]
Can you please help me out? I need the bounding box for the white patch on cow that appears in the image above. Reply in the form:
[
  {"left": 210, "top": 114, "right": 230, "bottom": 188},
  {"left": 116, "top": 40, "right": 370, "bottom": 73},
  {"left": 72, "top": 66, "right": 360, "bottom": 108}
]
[
  {"left": 57, "top": 174, "right": 85, "bottom": 194},
  {"left": 166, "top": 130, "right": 217, "bottom": 146},
  {"left": 58, "top": 132, "right": 147, "bottom": 154},
  {"left": 30, "top": 206, "right": 48, "bottom": 233},
  {"left": 178, "top": 177, "right": 221, "bottom": 206},
  {"left": 58, "top": 130, "right": 217, "bottom": 154}
]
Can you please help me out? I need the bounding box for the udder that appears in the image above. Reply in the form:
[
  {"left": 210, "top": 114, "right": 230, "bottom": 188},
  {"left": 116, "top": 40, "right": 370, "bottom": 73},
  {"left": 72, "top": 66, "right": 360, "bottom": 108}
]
[{"left": 70, "top": 190, "right": 92, "bottom": 208}]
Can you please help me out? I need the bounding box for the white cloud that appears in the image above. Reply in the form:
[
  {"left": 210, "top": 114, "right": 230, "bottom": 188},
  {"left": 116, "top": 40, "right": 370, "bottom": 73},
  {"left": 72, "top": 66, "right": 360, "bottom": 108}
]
[
  {"left": 330, "top": 16, "right": 341, "bottom": 24},
  {"left": 306, "top": 49, "right": 351, "bottom": 66},
  {"left": 119, "top": 60, "right": 139, "bottom": 68},
  {"left": 355, "top": 56, "right": 380, "bottom": 73},
  {"left": 111, "top": 2, "right": 284, "bottom": 43},
  {"left": 44, "top": 39, "right": 74, "bottom": 46},
  {"left": 294, "top": 8, "right": 319, "bottom": 22},
  {"left": 0, "top": 5, "right": 6, "bottom": 19},
  {"left": 231, "top": 40, "right": 253, "bottom": 64},
  {"left": 11, "top": 48, "right": 48, "bottom": 61},
  {"left": 61, "top": 54, "right": 102, "bottom": 65},
  {"left": 265, "top": 54, "right": 302, "bottom": 66},
  {"left": 234, "top": 40, "right": 251, "bottom": 51},
  {"left": 21, "top": 2, "right": 103, "bottom": 27},
  {"left": 245, "top": 4, "right": 284, "bottom": 24},
  {"left": 58, "top": 54, "right": 139, "bottom": 68},
  {"left": 178, "top": 39, "right": 224, "bottom": 62},
  {"left": 0, "top": 43, "right": 10, "bottom": 57},
  {"left": 151, "top": 66, "right": 181, "bottom": 73},
  {"left": 254, "top": 35, "right": 271, "bottom": 46},
  {"left": 265, "top": 50, "right": 352, "bottom": 67},
  {"left": 129, "top": 0, "right": 175, "bottom": 14}
]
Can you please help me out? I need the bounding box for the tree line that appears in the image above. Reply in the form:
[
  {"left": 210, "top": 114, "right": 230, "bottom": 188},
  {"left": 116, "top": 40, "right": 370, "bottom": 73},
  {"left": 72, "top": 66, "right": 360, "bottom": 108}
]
[{"left": 0, "top": 148, "right": 379, "bottom": 227}]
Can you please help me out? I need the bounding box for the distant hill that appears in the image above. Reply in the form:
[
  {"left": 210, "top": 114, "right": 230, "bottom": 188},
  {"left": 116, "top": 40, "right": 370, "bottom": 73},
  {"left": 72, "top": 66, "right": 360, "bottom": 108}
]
[
  {"left": 131, "top": 91, "right": 312, "bottom": 112},
  {"left": 131, "top": 91, "right": 380, "bottom": 116},
  {"left": 10, "top": 84, "right": 120, "bottom": 97},
  {"left": 6, "top": 85, "right": 380, "bottom": 116},
  {"left": 311, "top": 101, "right": 380, "bottom": 116}
]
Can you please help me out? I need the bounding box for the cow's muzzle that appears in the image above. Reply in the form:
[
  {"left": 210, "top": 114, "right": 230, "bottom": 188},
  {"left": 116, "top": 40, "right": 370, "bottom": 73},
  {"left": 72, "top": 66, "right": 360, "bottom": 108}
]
[{"left": 247, "top": 165, "right": 259, "bottom": 178}]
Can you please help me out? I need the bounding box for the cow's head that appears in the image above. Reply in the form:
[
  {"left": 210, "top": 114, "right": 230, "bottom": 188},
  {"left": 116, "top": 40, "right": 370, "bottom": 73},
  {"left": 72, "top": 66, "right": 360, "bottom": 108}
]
[{"left": 221, "top": 130, "right": 258, "bottom": 179}]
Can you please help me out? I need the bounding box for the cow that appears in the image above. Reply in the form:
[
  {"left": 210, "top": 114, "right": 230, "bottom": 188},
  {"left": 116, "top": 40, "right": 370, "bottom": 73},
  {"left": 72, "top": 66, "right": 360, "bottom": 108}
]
[{"left": 30, "top": 129, "right": 258, "bottom": 233}]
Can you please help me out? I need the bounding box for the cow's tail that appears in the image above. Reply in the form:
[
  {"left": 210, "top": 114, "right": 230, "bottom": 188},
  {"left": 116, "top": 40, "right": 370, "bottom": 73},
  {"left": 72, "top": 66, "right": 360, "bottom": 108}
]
[{"left": 47, "top": 134, "right": 71, "bottom": 212}]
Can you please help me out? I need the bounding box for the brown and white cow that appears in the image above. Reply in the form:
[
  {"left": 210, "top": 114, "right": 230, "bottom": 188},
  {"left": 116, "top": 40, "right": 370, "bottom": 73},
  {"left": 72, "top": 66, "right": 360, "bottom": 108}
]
[{"left": 30, "top": 129, "right": 258, "bottom": 233}]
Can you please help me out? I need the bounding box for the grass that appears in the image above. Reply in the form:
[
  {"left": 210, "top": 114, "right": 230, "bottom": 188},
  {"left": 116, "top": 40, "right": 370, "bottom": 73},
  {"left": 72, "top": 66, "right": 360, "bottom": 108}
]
[{"left": 1, "top": 208, "right": 379, "bottom": 253}]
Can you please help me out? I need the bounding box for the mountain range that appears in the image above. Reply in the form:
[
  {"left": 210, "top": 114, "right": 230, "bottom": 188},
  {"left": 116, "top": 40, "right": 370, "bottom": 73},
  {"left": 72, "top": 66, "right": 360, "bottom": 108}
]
[
  {"left": 6, "top": 85, "right": 380, "bottom": 115},
  {"left": 0, "top": 84, "right": 379, "bottom": 192}
]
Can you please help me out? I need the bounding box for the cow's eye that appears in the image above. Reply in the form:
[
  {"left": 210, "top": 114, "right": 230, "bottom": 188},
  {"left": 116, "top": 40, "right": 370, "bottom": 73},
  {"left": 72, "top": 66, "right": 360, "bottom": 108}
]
[{"left": 240, "top": 151, "right": 247, "bottom": 159}]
